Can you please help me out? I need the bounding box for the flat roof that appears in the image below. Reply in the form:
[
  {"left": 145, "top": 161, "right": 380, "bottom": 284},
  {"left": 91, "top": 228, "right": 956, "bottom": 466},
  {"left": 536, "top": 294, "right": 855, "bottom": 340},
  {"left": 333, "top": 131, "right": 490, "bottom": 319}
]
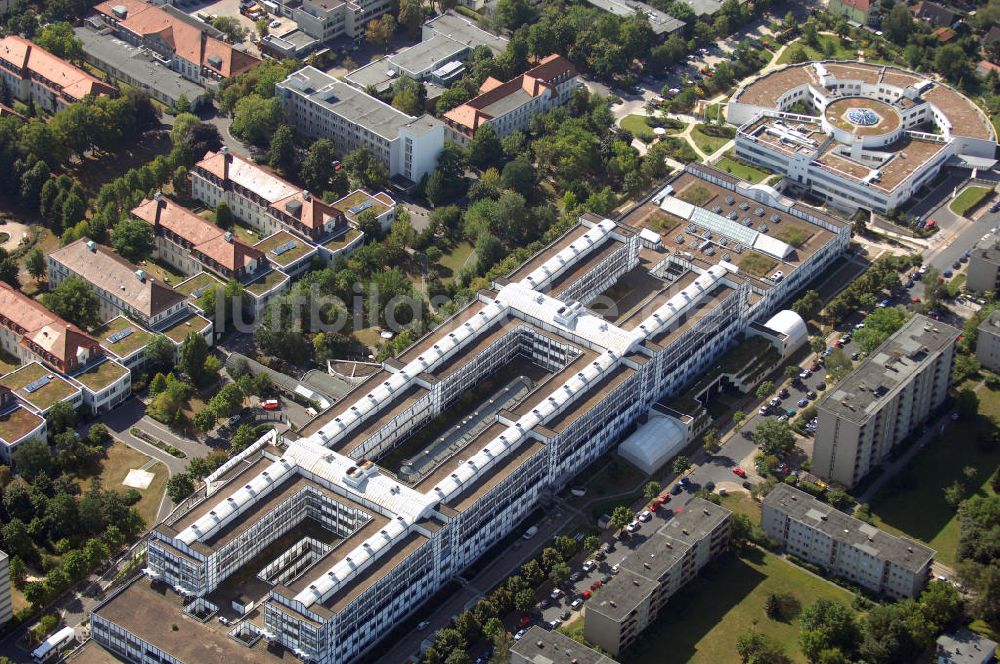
[
  {"left": 510, "top": 626, "right": 619, "bottom": 663},
  {"left": 584, "top": 0, "right": 684, "bottom": 34},
  {"left": 818, "top": 314, "right": 959, "bottom": 424},
  {"left": 4, "top": 362, "right": 79, "bottom": 411},
  {"left": 0, "top": 404, "right": 43, "bottom": 444},
  {"left": 422, "top": 11, "right": 508, "bottom": 54},
  {"left": 764, "top": 483, "right": 934, "bottom": 572}
]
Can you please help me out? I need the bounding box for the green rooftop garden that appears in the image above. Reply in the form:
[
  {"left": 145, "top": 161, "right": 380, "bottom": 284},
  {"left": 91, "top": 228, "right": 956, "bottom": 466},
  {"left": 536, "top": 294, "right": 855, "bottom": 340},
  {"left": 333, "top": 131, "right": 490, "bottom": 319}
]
[
  {"left": 739, "top": 252, "right": 779, "bottom": 278},
  {"left": 245, "top": 269, "right": 289, "bottom": 297},
  {"left": 255, "top": 232, "right": 314, "bottom": 267},
  {"left": 73, "top": 359, "right": 128, "bottom": 391},
  {"left": 774, "top": 225, "right": 814, "bottom": 248},
  {"left": 175, "top": 272, "right": 224, "bottom": 300},
  {"left": 336, "top": 191, "right": 389, "bottom": 219},
  {"left": 0, "top": 406, "right": 43, "bottom": 443},
  {"left": 162, "top": 314, "right": 211, "bottom": 343},
  {"left": 4, "top": 363, "right": 78, "bottom": 410},
  {"left": 323, "top": 228, "right": 362, "bottom": 252},
  {"left": 94, "top": 317, "right": 153, "bottom": 358}
]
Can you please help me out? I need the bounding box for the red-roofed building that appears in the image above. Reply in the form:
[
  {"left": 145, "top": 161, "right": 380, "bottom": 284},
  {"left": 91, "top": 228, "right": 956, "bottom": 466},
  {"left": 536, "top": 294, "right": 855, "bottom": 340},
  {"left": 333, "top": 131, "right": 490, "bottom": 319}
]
[
  {"left": 93, "top": 0, "right": 259, "bottom": 88},
  {"left": 828, "top": 0, "right": 873, "bottom": 24},
  {"left": 932, "top": 26, "right": 957, "bottom": 43},
  {"left": 443, "top": 54, "right": 579, "bottom": 145},
  {"left": 0, "top": 35, "right": 115, "bottom": 112}
]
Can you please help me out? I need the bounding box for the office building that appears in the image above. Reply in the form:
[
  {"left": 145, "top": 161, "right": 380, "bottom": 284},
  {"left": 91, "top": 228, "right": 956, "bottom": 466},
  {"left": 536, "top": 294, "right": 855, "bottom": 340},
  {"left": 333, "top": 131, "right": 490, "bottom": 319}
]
[
  {"left": 511, "top": 626, "right": 619, "bottom": 664},
  {"left": 93, "top": 0, "right": 260, "bottom": 89},
  {"left": 0, "top": 35, "right": 115, "bottom": 112},
  {"left": 0, "top": 383, "right": 46, "bottom": 464},
  {"left": 277, "top": 67, "right": 445, "bottom": 184},
  {"left": 812, "top": 314, "right": 959, "bottom": 488},
  {"left": 0, "top": 551, "right": 10, "bottom": 626},
  {"left": 86, "top": 164, "right": 849, "bottom": 664},
  {"left": 977, "top": 311, "right": 1000, "bottom": 373},
  {"left": 763, "top": 483, "right": 934, "bottom": 599},
  {"left": 729, "top": 61, "right": 997, "bottom": 214},
  {"left": 584, "top": 498, "right": 731, "bottom": 656},
  {"left": 443, "top": 54, "right": 579, "bottom": 145},
  {"left": 937, "top": 628, "right": 998, "bottom": 664},
  {"left": 75, "top": 24, "right": 209, "bottom": 109},
  {"left": 48, "top": 239, "right": 192, "bottom": 332}
]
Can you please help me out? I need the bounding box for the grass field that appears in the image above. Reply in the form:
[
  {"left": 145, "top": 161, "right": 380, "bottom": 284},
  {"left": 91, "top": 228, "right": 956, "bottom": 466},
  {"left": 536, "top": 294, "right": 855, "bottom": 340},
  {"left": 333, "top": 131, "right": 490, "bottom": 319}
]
[
  {"left": 949, "top": 186, "right": 994, "bottom": 217},
  {"left": 691, "top": 124, "right": 733, "bottom": 156},
  {"left": 869, "top": 384, "right": 1000, "bottom": 566},
  {"left": 714, "top": 155, "right": 772, "bottom": 184},
  {"left": 621, "top": 114, "right": 656, "bottom": 141},
  {"left": 83, "top": 441, "right": 168, "bottom": 528},
  {"left": 777, "top": 34, "right": 857, "bottom": 65},
  {"left": 626, "top": 550, "right": 857, "bottom": 663},
  {"left": 437, "top": 241, "right": 474, "bottom": 278}
]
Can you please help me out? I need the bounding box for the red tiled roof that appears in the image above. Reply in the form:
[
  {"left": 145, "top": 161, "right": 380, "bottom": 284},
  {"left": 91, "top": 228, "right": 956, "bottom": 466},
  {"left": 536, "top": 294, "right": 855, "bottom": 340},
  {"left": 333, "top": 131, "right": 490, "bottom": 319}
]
[
  {"left": 0, "top": 282, "right": 102, "bottom": 372},
  {"left": 0, "top": 36, "right": 115, "bottom": 103},
  {"left": 833, "top": 0, "right": 870, "bottom": 12}
]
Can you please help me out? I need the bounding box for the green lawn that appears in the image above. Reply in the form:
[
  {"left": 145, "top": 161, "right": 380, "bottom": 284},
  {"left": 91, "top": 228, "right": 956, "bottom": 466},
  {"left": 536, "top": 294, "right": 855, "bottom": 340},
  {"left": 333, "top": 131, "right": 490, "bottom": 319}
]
[
  {"left": 620, "top": 114, "right": 656, "bottom": 141},
  {"left": 679, "top": 184, "right": 715, "bottom": 207},
  {"left": 437, "top": 241, "right": 475, "bottom": 278},
  {"left": 691, "top": 124, "right": 734, "bottom": 156},
  {"left": 626, "top": 550, "right": 857, "bottom": 663},
  {"left": 739, "top": 252, "right": 779, "bottom": 278},
  {"left": 949, "top": 186, "right": 994, "bottom": 217},
  {"left": 869, "top": 384, "right": 1000, "bottom": 566},
  {"left": 714, "top": 155, "right": 772, "bottom": 184},
  {"left": 774, "top": 225, "right": 814, "bottom": 248},
  {"left": 777, "top": 34, "right": 858, "bottom": 65}
]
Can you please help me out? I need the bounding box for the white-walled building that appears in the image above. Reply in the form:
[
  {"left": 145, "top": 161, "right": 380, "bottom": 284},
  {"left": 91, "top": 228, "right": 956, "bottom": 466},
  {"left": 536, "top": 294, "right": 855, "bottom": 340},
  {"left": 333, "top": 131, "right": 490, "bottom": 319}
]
[
  {"left": 0, "top": 35, "right": 115, "bottom": 112},
  {"left": 729, "top": 61, "right": 998, "bottom": 214},
  {"left": 763, "top": 483, "right": 934, "bottom": 599},
  {"left": 277, "top": 67, "right": 445, "bottom": 184},
  {"left": 87, "top": 165, "right": 851, "bottom": 664}
]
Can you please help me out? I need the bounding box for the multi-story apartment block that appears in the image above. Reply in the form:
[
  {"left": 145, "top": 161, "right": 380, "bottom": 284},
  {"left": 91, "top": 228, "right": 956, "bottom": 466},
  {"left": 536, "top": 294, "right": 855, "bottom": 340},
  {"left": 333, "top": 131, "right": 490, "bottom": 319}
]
[
  {"left": 729, "top": 61, "right": 997, "bottom": 214},
  {"left": 978, "top": 311, "right": 1000, "bottom": 373},
  {"left": 584, "top": 498, "right": 731, "bottom": 656},
  {"left": 443, "top": 54, "right": 579, "bottom": 145},
  {"left": 93, "top": 0, "right": 260, "bottom": 89},
  {"left": 936, "top": 629, "right": 998, "bottom": 664},
  {"left": 48, "top": 239, "right": 192, "bottom": 331},
  {"left": 0, "top": 382, "right": 46, "bottom": 463},
  {"left": 812, "top": 314, "right": 959, "bottom": 488},
  {"left": 291, "top": 0, "right": 391, "bottom": 42},
  {"left": 277, "top": 67, "right": 445, "bottom": 184},
  {"left": 0, "top": 283, "right": 130, "bottom": 415},
  {"left": 763, "top": 483, "right": 934, "bottom": 598},
  {"left": 967, "top": 237, "right": 1000, "bottom": 294},
  {"left": 85, "top": 165, "right": 850, "bottom": 664},
  {"left": 584, "top": 0, "right": 685, "bottom": 39},
  {"left": 511, "top": 626, "right": 619, "bottom": 664},
  {"left": 0, "top": 551, "right": 10, "bottom": 626},
  {"left": 0, "top": 35, "right": 115, "bottom": 112}
]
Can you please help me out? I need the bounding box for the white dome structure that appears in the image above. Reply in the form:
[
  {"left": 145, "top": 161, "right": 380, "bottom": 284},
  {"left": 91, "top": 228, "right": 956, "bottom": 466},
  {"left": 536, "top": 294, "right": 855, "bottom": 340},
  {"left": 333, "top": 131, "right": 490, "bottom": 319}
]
[
  {"left": 618, "top": 412, "right": 689, "bottom": 474},
  {"left": 763, "top": 309, "right": 808, "bottom": 355}
]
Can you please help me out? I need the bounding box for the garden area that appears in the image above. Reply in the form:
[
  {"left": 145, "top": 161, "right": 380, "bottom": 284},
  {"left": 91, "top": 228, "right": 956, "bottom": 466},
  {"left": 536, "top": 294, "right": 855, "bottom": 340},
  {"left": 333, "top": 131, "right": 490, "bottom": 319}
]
[
  {"left": 949, "top": 186, "right": 994, "bottom": 218},
  {"left": 739, "top": 252, "right": 779, "bottom": 278},
  {"left": 82, "top": 441, "right": 168, "bottom": 527},
  {"left": 713, "top": 154, "right": 772, "bottom": 184},
  {"left": 867, "top": 384, "right": 1000, "bottom": 566},
  {"left": 777, "top": 34, "right": 858, "bottom": 65},
  {"left": 691, "top": 124, "right": 736, "bottom": 156},
  {"left": 626, "top": 549, "right": 857, "bottom": 663}
]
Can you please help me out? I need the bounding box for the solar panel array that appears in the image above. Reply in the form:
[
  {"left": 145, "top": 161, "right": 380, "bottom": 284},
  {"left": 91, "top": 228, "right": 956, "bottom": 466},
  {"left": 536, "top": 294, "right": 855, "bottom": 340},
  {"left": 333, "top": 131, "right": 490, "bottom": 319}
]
[
  {"left": 107, "top": 327, "right": 134, "bottom": 344},
  {"left": 349, "top": 199, "right": 374, "bottom": 215},
  {"left": 24, "top": 375, "right": 52, "bottom": 393},
  {"left": 271, "top": 240, "right": 299, "bottom": 256}
]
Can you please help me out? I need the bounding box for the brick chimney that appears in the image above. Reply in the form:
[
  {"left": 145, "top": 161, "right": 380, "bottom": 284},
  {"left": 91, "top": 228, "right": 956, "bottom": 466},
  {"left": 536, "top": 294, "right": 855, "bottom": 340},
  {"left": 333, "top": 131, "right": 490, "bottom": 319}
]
[
  {"left": 221, "top": 145, "right": 230, "bottom": 182},
  {"left": 153, "top": 191, "right": 164, "bottom": 227}
]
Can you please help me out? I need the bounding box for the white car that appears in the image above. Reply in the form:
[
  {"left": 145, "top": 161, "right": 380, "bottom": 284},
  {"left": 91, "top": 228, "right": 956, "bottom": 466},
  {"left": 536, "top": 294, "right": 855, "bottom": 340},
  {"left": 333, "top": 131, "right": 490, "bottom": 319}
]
[
  {"left": 417, "top": 621, "right": 429, "bottom": 630},
  {"left": 514, "top": 628, "right": 527, "bottom": 641},
  {"left": 269, "top": 19, "right": 281, "bottom": 28},
  {"left": 548, "top": 619, "right": 562, "bottom": 629},
  {"left": 582, "top": 559, "right": 596, "bottom": 572},
  {"left": 639, "top": 510, "right": 652, "bottom": 522},
  {"left": 550, "top": 588, "right": 563, "bottom": 600},
  {"left": 571, "top": 599, "right": 584, "bottom": 610},
  {"left": 611, "top": 563, "right": 620, "bottom": 574},
  {"left": 627, "top": 520, "right": 640, "bottom": 532}
]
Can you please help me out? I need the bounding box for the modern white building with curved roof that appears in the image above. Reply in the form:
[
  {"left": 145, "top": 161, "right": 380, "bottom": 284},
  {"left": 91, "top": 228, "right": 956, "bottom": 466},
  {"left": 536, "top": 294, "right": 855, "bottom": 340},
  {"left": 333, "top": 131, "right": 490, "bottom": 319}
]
[{"left": 729, "top": 61, "right": 998, "bottom": 214}]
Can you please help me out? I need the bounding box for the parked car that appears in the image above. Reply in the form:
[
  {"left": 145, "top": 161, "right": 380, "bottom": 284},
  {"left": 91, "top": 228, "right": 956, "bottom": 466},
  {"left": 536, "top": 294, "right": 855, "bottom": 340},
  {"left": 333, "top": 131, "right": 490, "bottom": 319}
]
[
  {"left": 569, "top": 572, "right": 581, "bottom": 582},
  {"left": 417, "top": 621, "right": 430, "bottom": 630},
  {"left": 777, "top": 414, "right": 788, "bottom": 422},
  {"left": 799, "top": 369, "right": 812, "bottom": 379},
  {"left": 779, "top": 387, "right": 789, "bottom": 398},
  {"left": 639, "top": 510, "right": 652, "bottom": 522},
  {"left": 797, "top": 398, "right": 809, "bottom": 407},
  {"left": 539, "top": 598, "right": 551, "bottom": 609},
  {"left": 627, "top": 520, "right": 640, "bottom": 532},
  {"left": 262, "top": 399, "right": 280, "bottom": 410},
  {"left": 816, "top": 382, "right": 826, "bottom": 390},
  {"left": 611, "top": 563, "right": 621, "bottom": 574},
  {"left": 550, "top": 588, "right": 563, "bottom": 600},
  {"left": 582, "top": 559, "right": 596, "bottom": 572},
  {"left": 806, "top": 391, "right": 817, "bottom": 400},
  {"left": 548, "top": 619, "right": 562, "bottom": 629},
  {"left": 514, "top": 628, "right": 528, "bottom": 641},
  {"left": 759, "top": 406, "right": 769, "bottom": 416},
  {"left": 571, "top": 599, "right": 583, "bottom": 610},
  {"left": 518, "top": 615, "right": 532, "bottom": 629},
  {"left": 732, "top": 467, "right": 747, "bottom": 478}
]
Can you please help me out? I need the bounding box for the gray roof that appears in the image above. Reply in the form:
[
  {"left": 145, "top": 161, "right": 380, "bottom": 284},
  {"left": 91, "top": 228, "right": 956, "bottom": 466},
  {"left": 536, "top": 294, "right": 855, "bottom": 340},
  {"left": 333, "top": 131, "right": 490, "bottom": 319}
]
[
  {"left": 509, "top": 626, "right": 619, "bottom": 664},
  {"left": 584, "top": 0, "right": 685, "bottom": 35},
  {"left": 346, "top": 34, "right": 470, "bottom": 91},
  {"left": 74, "top": 26, "right": 206, "bottom": 103},
  {"left": 279, "top": 66, "right": 442, "bottom": 140},
  {"left": 764, "top": 483, "right": 935, "bottom": 573},
  {"left": 677, "top": 0, "right": 723, "bottom": 15},
  {"left": 978, "top": 310, "right": 1000, "bottom": 341},
  {"left": 817, "top": 314, "right": 959, "bottom": 425},
  {"left": 422, "top": 11, "right": 508, "bottom": 55},
  {"left": 936, "top": 628, "right": 999, "bottom": 664},
  {"left": 587, "top": 497, "right": 730, "bottom": 622}
]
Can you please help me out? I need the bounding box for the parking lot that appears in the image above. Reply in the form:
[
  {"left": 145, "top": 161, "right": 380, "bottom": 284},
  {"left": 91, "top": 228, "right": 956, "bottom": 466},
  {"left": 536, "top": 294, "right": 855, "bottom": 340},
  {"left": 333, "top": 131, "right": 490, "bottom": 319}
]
[{"left": 174, "top": 0, "right": 295, "bottom": 46}]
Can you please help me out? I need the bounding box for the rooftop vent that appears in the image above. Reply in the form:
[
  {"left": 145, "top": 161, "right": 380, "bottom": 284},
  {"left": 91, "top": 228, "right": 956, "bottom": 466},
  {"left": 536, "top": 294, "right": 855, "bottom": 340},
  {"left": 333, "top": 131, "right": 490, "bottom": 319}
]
[
  {"left": 135, "top": 269, "right": 146, "bottom": 282},
  {"left": 86, "top": 240, "right": 97, "bottom": 252}
]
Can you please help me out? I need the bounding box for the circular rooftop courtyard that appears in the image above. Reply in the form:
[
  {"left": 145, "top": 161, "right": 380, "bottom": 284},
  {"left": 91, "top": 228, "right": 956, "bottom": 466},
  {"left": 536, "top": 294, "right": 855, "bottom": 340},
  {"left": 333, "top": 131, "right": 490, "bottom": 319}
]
[{"left": 824, "top": 97, "right": 901, "bottom": 137}]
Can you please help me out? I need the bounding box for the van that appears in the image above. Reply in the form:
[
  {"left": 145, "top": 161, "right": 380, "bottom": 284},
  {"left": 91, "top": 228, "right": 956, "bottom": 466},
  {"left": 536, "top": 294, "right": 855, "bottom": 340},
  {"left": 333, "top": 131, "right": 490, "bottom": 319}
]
[{"left": 522, "top": 525, "right": 538, "bottom": 540}]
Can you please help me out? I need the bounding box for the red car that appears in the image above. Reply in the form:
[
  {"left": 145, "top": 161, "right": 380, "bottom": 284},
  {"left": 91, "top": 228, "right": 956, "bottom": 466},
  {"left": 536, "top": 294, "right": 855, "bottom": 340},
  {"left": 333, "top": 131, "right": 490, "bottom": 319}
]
[
  {"left": 262, "top": 399, "right": 280, "bottom": 410},
  {"left": 582, "top": 590, "right": 592, "bottom": 599},
  {"left": 590, "top": 581, "right": 602, "bottom": 591},
  {"left": 810, "top": 362, "right": 820, "bottom": 371},
  {"left": 732, "top": 467, "right": 747, "bottom": 478},
  {"left": 911, "top": 297, "right": 921, "bottom": 303},
  {"left": 518, "top": 615, "right": 531, "bottom": 628},
  {"left": 834, "top": 340, "right": 844, "bottom": 348},
  {"left": 649, "top": 503, "right": 659, "bottom": 512}
]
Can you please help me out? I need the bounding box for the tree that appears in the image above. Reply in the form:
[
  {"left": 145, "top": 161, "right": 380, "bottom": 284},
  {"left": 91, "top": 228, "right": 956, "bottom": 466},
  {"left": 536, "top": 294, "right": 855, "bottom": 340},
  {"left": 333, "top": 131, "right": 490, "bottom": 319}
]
[
  {"left": 343, "top": 147, "right": 388, "bottom": 190},
  {"left": 194, "top": 409, "right": 217, "bottom": 433},
  {"left": 301, "top": 139, "right": 343, "bottom": 195},
  {"left": 957, "top": 389, "right": 979, "bottom": 421},
  {"left": 112, "top": 217, "right": 155, "bottom": 263},
  {"left": 12, "top": 440, "right": 52, "bottom": 481},
  {"left": 944, "top": 480, "right": 966, "bottom": 509},
  {"left": 548, "top": 562, "right": 570, "bottom": 586},
  {"left": 753, "top": 420, "right": 796, "bottom": 457},
  {"left": 230, "top": 95, "right": 283, "bottom": 147},
  {"left": 46, "top": 401, "right": 78, "bottom": 436},
  {"left": 166, "top": 473, "right": 195, "bottom": 503},
  {"left": 756, "top": 380, "right": 775, "bottom": 399},
  {"left": 178, "top": 332, "right": 211, "bottom": 386},
  {"left": 884, "top": 2, "right": 913, "bottom": 44},
  {"left": 146, "top": 334, "right": 176, "bottom": 373},
  {"left": 855, "top": 307, "right": 907, "bottom": 353},
  {"left": 468, "top": 124, "right": 503, "bottom": 171},
  {"left": 703, "top": 427, "right": 721, "bottom": 453},
  {"left": 672, "top": 455, "right": 691, "bottom": 474},
  {"left": 736, "top": 631, "right": 792, "bottom": 664},
  {"left": 496, "top": 0, "right": 535, "bottom": 30},
  {"left": 26, "top": 248, "right": 46, "bottom": 283},
  {"left": 35, "top": 23, "right": 83, "bottom": 61},
  {"left": 212, "top": 15, "right": 249, "bottom": 43},
  {"left": 208, "top": 383, "right": 244, "bottom": 417},
  {"left": 919, "top": 580, "right": 961, "bottom": 631},
  {"left": 365, "top": 14, "right": 396, "bottom": 51},
  {"left": 824, "top": 349, "right": 853, "bottom": 382},
  {"left": 859, "top": 601, "right": 931, "bottom": 664},
  {"left": 42, "top": 275, "right": 100, "bottom": 329},
  {"left": 643, "top": 481, "right": 661, "bottom": 500},
  {"left": 609, "top": 505, "right": 633, "bottom": 531},
  {"left": 935, "top": 43, "right": 970, "bottom": 83},
  {"left": 792, "top": 290, "right": 822, "bottom": 320},
  {"left": 398, "top": 0, "right": 425, "bottom": 32},
  {"left": 230, "top": 424, "right": 259, "bottom": 454},
  {"left": 799, "top": 598, "right": 861, "bottom": 662},
  {"left": 267, "top": 124, "right": 297, "bottom": 175}
]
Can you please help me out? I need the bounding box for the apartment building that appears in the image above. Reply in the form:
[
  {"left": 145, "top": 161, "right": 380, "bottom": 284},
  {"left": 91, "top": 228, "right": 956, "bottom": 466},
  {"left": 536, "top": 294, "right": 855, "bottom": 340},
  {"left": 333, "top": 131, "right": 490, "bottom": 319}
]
[
  {"left": 511, "top": 626, "right": 619, "bottom": 664},
  {"left": 0, "top": 551, "right": 10, "bottom": 626},
  {"left": 977, "top": 311, "right": 1000, "bottom": 373},
  {"left": 812, "top": 314, "right": 959, "bottom": 488},
  {"left": 93, "top": 0, "right": 260, "bottom": 89},
  {"left": 936, "top": 629, "right": 998, "bottom": 664},
  {"left": 48, "top": 239, "right": 191, "bottom": 331},
  {"left": 443, "top": 54, "right": 579, "bottom": 145},
  {"left": 584, "top": 0, "right": 685, "bottom": 38},
  {"left": 966, "top": 237, "right": 1000, "bottom": 294},
  {"left": 292, "top": 0, "right": 391, "bottom": 42},
  {"left": 729, "top": 61, "right": 997, "bottom": 214},
  {"left": 0, "top": 35, "right": 115, "bottom": 112},
  {"left": 277, "top": 67, "right": 445, "bottom": 184},
  {"left": 0, "top": 382, "right": 46, "bottom": 464},
  {"left": 763, "top": 483, "right": 934, "bottom": 598},
  {"left": 86, "top": 165, "right": 850, "bottom": 664},
  {"left": 584, "top": 498, "right": 731, "bottom": 656}
]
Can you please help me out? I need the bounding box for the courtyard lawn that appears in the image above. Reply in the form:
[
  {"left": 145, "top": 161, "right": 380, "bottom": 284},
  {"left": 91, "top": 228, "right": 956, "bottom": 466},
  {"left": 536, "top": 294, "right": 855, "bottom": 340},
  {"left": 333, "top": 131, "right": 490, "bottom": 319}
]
[
  {"left": 626, "top": 549, "right": 857, "bottom": 663},
  {"left": 777, "top": 34, "right": 858, "bottom": 65},
  {"left": 868, "top": 384, "right": 1000, "bottom": 566},
  {"left": 949, "top": 186, "right": 994, "bottom": 217},
  {"left": 82, "top": 440, "right": 168, "bottom": 527},
  {"left": 691, "top": 124, "right": 734, "bottom": 156},
  {"left": 720, "top": 491, "right": 761, "bottom": 521},
  {"left": 714, "top": 155, "right": 772, "bottom": 184},
  {"left": 437, "top": 241, "right": 475, "bottom": 278},
  {"left": 620, "top": 114, "right": 656, "bottom": 141}
]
